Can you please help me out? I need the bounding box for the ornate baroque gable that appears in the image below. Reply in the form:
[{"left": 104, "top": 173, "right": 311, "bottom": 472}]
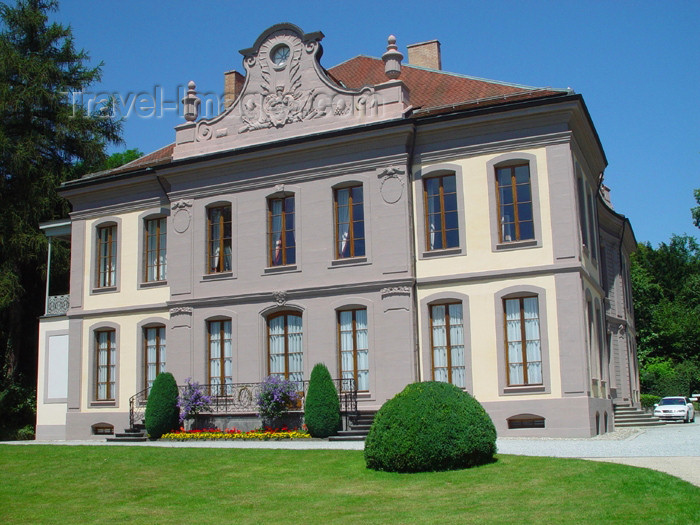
[{"left": 173, "top": 23, "right": 409, "bottom": 160}]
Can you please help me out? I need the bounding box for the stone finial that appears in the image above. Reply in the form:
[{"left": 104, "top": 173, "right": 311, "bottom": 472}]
[
  {"left": 382, "top": 35, "right": 403, "bottom": 80},
  {"left": 182, "top": 80, "right": 201, "bottom": 122}
]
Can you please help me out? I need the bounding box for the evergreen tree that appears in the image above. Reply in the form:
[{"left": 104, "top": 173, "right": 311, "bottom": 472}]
[
  {"left": 0, "top": 0, "right": 121, "bottom": 435},
  {"left": 304, "top": 363, "right": 341, "bottom": 438}
]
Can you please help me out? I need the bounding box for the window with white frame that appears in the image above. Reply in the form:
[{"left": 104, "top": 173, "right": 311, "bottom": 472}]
[{"left": 268, "top": 195, "right": 295, "bottom": 266}]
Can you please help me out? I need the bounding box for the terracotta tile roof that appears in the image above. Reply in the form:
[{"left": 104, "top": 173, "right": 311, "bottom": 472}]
[
  {"left": 328, "top": 55, "right": 567, "bottom": 113},
  {"left": 76, "top": 143, "right": 175, "bottom": 182}
]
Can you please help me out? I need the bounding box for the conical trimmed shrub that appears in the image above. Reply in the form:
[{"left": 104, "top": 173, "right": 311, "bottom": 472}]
[
  {"left": 365, "top": 381, "right": 497, "bottom": 473},
  {"left": 305, "top": 363, "right": 341, "bottom": 438},
  {"left": 145, "top": 372, "right": 179, "bottom": 439}
]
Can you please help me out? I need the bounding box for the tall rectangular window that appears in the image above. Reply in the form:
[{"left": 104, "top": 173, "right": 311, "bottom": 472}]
[
  {"left": 496, "top": 164, "right": 534, "bottom": 242},
  {"left": 504, "top": 297, "right": 542, "bottom": 386},
  {"left": 430, "top": 303, "right": 465, "bottom": 388},
  {"left": 268, "top": 196, "right": 295, "bottom": 266},
  {"left": 208, "top": 320, "right": 232, "bottom": 395},
  {"left": 144, "top": 217, "right": 167, "bottom": 282},
  {"left": 207, "top": 206, "right": 232, "bottom": 273},
  {"left": 96, "top": 225, "right": 116, "bottom": 287},
  {"left": 339, "top": 309, "right": 369, "bottom": 391},
  {"left": 144, "top": 325, "right": 166, "bottom": 393},
  {"left": 95, "top": 329, "right": 116, "bottom": 400},
  {"left": 577, "top": 175, "right": 589, "bottom": 249},
  {"left": 424, "top": 174, "right": 458, "bottom": 250},
  {"left": 268, "top": 312, "right": 303, "bottom": 385},
  {"left": 587, "top": 188, "right": 598, "bottom": 261},
  {"left": 335, "top": 186, "right": 365, "bottom": 258}
]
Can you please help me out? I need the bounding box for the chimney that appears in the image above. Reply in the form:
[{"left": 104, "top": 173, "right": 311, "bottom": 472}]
[
  {"left": 223, "top": 70, "right": 245, "bottom": 109},
  {"left": 407, "top": 40, "right": 441, "bottom": 70}
]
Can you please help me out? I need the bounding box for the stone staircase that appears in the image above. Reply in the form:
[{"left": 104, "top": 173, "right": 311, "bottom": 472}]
[
  {"left": 106, "top": 423, "right": 148, "bottom": 443},
  {"left": 329, "top": 410, "right": 376, "bottom": 441},
  {"left": 613, "top": 404, "right": 665, "bottom": 428}
]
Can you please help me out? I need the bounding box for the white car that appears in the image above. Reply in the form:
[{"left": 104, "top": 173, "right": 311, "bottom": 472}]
[{"left": 653, "top": 397, "right": 695, "bottom": 423}]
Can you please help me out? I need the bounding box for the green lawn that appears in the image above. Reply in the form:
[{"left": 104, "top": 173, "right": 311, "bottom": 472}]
[{"left": 0, "top": 445, "right": 698, "bottom": 524}]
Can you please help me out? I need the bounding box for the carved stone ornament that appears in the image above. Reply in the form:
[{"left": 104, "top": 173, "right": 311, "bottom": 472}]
[
  {"left": 272, "top": 291, "right": 288, "bottom": 306},
  {"left": 169, "top": 307, "right": 193, "bottom": 316},
  {"left": 381, "top": 286, "right": 411, "bottom": 298},
  {"left": 172, "top": 199, "right": 193, "bottom": 234},
  {"left": 172, "top": 23, "right": 411, "bottom": 161}
]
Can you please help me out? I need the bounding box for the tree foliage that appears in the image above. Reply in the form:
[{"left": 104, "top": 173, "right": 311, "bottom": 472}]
[
  {"left": 692, "top": 188, "right": 700, "bottom": 230},
  {"left": 631, "top": 234, "right": 700, "bottom": 365},
  {"left": 145, "top": 372, "right": 180, "bottom": 439},
  {"left": 0, "top": 0, "right": 121, "bottom": 436},
  {"left": 304, "top": 363, "right": 340, "bottom": 438}
]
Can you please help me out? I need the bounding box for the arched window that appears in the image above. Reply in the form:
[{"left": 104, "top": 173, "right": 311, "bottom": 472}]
[
  {"left": 334, "top": 185, "right": 365, "bottom": 259},
  {"left": 207, "top": 319, "right": 232, "bottom": 395},
  {"left": 338, "top": 308, "right": 369, "bottom": 391},
  {"left": 429, "top": 302, "right": 465, "bottom": 388},
  {"left": 504, "top": 296, "right": 542, "bottom": 386},
  {"left": 144, "top": 216, "right": 167, "bottom": 282},
  {"left": 268, "top": 194, "right": 295, "bottom": 266},
  {"left": 95, "top": 329, "right": 116, "bottom": 400},
  {"left": 96, "top": 223, "right": 117, "bottom": 288},
  {"left": 143, "top": 325, "right": 166, "bottom": 393},
  {"left": 207, "top": 205, "right": 232, "bottom": 273},
  {"left": 423, "top": 173, "right": 458, "bottom": 250},
  {"left": 496, "top": 163, "right": 534, "bottom": 243},
  {"left": 267, "top": 312, "right": 303, "bottom": 384}
]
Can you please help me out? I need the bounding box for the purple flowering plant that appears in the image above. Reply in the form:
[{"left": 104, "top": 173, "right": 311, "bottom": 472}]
[
  {"left": 177, "top": 378, "right": 213, "bottom": 424},
  {"left": 256, "top": 375, "right": 299, "bottom": 421}
]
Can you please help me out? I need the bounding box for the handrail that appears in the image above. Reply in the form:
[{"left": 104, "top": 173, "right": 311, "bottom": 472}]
[{"left": 128, "top": 378, "right": 358, "bottom": 431}]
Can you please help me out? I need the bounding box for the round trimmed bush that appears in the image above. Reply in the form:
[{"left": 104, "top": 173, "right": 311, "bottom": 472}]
[
  {"left": 304, "top": 363, "right": 341, "bottom": 438},
  {"left": 145, "top": 372, "right": 180, "bottom": 439},
  {"left": 364, "top": 381, "right": 496, "bottom": 473}
]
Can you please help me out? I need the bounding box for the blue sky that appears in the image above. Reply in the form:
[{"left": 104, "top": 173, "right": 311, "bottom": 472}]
[{"left": 52, "top": 0, "right": 700, "bottom": 246}]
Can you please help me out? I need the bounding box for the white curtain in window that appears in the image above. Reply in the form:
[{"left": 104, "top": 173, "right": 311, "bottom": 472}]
[
  {"left": 337, "top": 190, "right": 350, "bottom": 257},
  {"left": 287, "top": 314, "right": 303, "bottom": 385},
  {"left": 223, "top": 321, "right": 232, "bottom": 386},
  {"left": 505, "top": 299, "right": 524, "bottom": 385},
  {"left": 159, "top": 222, "right": 167, "bottom": 280},
  {"left": 269, "top": 316, "right": 286, "bottom": 376},
  {"left": 431, "top": 305, "right": 448, "bottom": 382},
  {"left": 355, "top": 309, "right": 369, "bottom": 391},
  {"left": 146, "top": 328, "right": 157, "bottom": 390},
  {"left": 448, "top": 304, "right": 465, "bottom": 388},
  {"left": 523, "top": 298, "right": 542, "bottom": 384}
]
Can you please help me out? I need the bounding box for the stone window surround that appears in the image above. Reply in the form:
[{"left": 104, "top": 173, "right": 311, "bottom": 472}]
[
  {"left": 486, "top": 152, "right": 543, "bottom": 252},
  {"left": 414, "top": 163, "right": 467, "bottom": 259},
  {"left": 419, "top": 291, "right": 473, "bottom": 393},
  {"left": 88, "top": 320, "right": 120, "bottom": 407},
  {"left": 494, "top": 285, "right": 551, "bottom": 396}
]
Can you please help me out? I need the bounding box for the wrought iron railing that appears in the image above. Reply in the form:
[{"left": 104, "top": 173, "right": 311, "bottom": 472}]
[
  {"left": 128, "top": 378, "right": 358, "bottom": 430},
  {"left": 46, "top": 294, "right": 70, "bottom": 316}
]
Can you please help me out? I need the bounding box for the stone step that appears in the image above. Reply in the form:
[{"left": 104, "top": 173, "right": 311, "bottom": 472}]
[
  {"left": 106, "top": 435, "right": 148, "bottom": 442},
  {"left": 614, "top": 420, "right": 666, "bottom": 427},
  {"left": 328, "top": 434, "right": 367, "bottom": 442}
]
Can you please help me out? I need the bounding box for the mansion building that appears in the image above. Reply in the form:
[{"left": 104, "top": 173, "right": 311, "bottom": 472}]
[{"left": 37, "top": 24, "right": 639, "bottom": 439}]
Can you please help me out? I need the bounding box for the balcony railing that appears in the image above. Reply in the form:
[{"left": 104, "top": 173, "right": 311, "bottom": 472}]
[
  {"left": 46, "top": 294, "right": 70, "bottom": 316},
  {"left": 129, "top": 378, "right": 358, "bottom": 431}
]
